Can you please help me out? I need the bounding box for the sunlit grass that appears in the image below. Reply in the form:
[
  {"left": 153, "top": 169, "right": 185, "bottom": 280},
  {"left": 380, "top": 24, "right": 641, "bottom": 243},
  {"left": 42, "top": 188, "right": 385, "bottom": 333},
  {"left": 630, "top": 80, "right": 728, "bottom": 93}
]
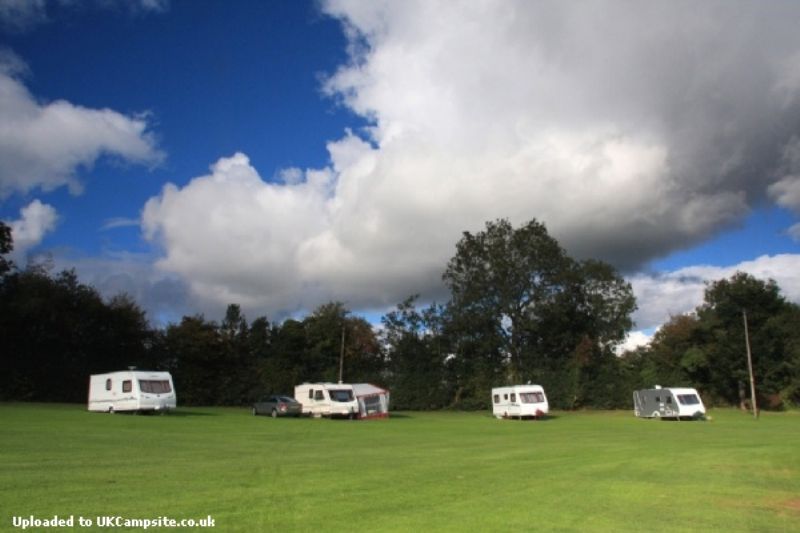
[{"left": 1, "top": 404, "right": 798, "bottom": 531}]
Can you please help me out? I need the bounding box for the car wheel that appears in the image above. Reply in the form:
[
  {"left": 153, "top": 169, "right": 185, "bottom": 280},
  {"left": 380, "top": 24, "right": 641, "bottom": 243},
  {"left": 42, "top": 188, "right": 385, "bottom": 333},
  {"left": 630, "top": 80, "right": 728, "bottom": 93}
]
[{"left": 271, "top": 409, "right": 278, "bottom": 418}]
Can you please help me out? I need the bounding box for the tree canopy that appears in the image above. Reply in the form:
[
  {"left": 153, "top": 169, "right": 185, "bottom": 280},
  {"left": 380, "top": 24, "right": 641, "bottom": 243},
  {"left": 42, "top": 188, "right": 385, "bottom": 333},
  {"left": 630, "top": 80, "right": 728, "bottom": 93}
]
[{"left": 442, "top": 218, "right": 636, "bottom": 407}]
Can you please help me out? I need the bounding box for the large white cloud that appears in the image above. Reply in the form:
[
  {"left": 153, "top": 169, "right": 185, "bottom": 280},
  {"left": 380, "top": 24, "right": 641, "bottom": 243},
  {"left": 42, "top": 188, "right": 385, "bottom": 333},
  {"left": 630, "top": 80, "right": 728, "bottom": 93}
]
[
  {"left": 143, "top": 1, "right": 800, "bottom": 318},
  {"left": 0, "top": 52, "right": 163, "bottom": 197},
  {"left": 142, "top": 153, "right": 338, "bottom": 313},
  {"left": 5, "top": 199, "right": 58, "bottom": 261}
]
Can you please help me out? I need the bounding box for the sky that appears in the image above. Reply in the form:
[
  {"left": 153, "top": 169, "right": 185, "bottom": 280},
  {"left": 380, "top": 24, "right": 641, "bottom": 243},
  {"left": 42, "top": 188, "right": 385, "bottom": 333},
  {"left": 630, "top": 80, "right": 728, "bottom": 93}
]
[{"left": 1, "top": 0, "right": 800, "bottom": 349}]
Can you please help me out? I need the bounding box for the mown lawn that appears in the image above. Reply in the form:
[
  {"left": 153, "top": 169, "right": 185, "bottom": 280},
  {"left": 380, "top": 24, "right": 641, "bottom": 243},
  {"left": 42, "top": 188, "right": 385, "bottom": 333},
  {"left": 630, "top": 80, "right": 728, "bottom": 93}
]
[{"left": 1, "top": 404, "right": 798, "bottom": 532}]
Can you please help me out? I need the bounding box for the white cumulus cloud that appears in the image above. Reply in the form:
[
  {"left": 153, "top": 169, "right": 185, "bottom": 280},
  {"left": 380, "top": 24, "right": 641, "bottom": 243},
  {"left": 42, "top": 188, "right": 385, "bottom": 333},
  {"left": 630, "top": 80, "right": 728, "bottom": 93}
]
[
  {"left": 143, "top": 1, "right": 800, "bottom": 318},
  {"left": 630, "top": 254, "right": 800, "bottom": 332},
  {"left": 5, "top": 199, "right": 58, "bottom": 261},
  {"left": 0, "top": 54, "right": 163, "bottom": 198}
]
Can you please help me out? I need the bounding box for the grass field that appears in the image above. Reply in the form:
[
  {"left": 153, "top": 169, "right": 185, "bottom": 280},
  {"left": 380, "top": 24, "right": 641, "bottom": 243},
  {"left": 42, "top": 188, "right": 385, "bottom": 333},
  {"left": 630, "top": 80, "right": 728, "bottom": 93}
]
[{"left": 1, "top": 404, "right": 799, "bottom": 532}]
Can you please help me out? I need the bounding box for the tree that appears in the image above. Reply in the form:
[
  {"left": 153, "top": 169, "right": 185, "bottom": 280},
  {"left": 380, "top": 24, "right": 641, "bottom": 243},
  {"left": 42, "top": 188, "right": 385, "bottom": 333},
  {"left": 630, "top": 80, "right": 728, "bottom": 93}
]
[
  {"left": 382, "top": 296, "right": 451, "bottom": 409},
  {"left": 0, "top": 267, "right": 155, "bottom": 402},
  {"left": 267, "top": 319, "right": 307, "bottom": 394},
  {"left": 0, "top": 221, "right": 13, "bottom": 276},
  {"left": 443, "top": 218, "right": 570, "bottom": 382},
  {"left": 697, "top": 272, "right": 797, "bottom": 408},
  {"left": 163, "top": 315, "right": 223, "bottom": 406},
  {"left": 442, "top": 218, "right": 635, "bottom": 408},
  {"left": 302, "top": 302, "right": 383, "bottom": 385},
  {"left": 641, "top": 313, "right": 707, "bottom": 388}
]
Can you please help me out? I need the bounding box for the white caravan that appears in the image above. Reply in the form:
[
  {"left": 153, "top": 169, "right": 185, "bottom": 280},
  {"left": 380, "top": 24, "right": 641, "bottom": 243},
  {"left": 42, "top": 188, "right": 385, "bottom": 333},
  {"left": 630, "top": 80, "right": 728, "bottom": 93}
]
[
  {"left": 633, "top": 386, "right": 706, "bottom": 420},
  {"left": 294, "top": 383, "right": 360, "bottom": 419},
  {"left": 88, "top": 370, "right": 176, "bottom": 413},
  {"left": 492, "top": 385, "right": 549, "bottom": 419}
]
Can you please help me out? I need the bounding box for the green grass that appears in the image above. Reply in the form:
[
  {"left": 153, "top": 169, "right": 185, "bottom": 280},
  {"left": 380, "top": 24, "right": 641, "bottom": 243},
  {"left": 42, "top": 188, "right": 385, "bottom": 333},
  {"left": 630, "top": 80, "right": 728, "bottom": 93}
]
[{"left": 1, "top": 405, "right": 799, "bottom": 532}]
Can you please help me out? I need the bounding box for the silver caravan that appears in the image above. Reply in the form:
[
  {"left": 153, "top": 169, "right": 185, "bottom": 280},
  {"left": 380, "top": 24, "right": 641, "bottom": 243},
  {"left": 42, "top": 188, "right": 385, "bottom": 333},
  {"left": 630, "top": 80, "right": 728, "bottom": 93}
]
[
  {"left": 88, "top": 370, "right": 176, "bottom": 413},
  {"left": 633, "top": 386, "right": 706, "bottom": 420},
  {"left": 492, "top": 385, "right": 549, "bottom": 419}
]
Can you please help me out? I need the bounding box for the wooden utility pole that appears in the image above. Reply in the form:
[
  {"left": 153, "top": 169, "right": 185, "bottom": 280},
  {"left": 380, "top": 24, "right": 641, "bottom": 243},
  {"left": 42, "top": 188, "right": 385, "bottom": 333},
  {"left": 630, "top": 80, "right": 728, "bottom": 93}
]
[
  {"left": 742, "top": 310, "right": 758, "bottom": 419},
  {"left": 338, "top": 324, "right": 346, "bottom": 384}
]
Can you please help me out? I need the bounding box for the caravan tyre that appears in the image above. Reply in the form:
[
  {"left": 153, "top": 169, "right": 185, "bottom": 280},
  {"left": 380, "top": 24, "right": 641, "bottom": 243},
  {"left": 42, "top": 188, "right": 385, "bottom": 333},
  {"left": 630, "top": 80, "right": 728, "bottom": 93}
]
[
  {"left": 108, "top": 407, "right": 114, "bottom": 414},
  {"left": 652, "top": 411, "right": 661, "bottom": 419}
]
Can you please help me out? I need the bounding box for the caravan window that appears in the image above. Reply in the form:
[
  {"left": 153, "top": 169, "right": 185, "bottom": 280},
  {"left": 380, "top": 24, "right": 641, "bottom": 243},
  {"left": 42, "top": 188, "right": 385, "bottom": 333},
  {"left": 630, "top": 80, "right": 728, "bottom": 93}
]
[
  {"left": 493, "top": 394, "right": 500, "bottom": 403},
  {"left": 105, "top": 379, "right": 112, "bottom": 391},
  {"left": 314, "top": 390, "right": 324, "bottom": 401},
  {"left": 677, "top": 394, "right": 700, "bottom": 405},
  {"left": 510, "top": 393, "right": 516, "bottom": 402},
  {"left": 520, "top": 392, "right": 545, "bottom": 403},
  {"left": 309, "top": 389, "right": 314, "bottom": 400},
  {"left": 139, "top": 380, "right": 171, "bottom": 394},
  {"left": 122, "top": 380, "right": 132, "bottom": 393},
  {"left": 329, "top": 389, "right": 354, "bottom": 402}
]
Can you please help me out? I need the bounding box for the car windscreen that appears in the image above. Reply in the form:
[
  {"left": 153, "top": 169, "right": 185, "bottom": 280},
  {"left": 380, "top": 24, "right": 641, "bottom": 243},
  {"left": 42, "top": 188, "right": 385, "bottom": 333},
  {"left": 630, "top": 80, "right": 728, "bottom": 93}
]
[
  {"left": 520, "top": 392, "right": 545, "bottom": 403},
  {"left": 329, "top": 389, "right": 354, "bottom": 402},
  {"left": 677, "top": 394, "right": 700, "bottom": 405},
  {"left": 278, "top": 397, "right": 296, "bottom": 403},
  {"left": 139, "top": 380, "right": 172, "bottom": 394}
]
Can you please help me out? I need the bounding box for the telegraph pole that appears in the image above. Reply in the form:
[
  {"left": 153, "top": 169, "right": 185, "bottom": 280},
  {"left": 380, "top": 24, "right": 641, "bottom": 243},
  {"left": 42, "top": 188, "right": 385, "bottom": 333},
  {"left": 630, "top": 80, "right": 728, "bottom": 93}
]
[
  {"left": 338, "top": 324, "right": 346, "bottom": 384},
  {"left": 743, "top": 310, "right": 758, "bottom": 419}
]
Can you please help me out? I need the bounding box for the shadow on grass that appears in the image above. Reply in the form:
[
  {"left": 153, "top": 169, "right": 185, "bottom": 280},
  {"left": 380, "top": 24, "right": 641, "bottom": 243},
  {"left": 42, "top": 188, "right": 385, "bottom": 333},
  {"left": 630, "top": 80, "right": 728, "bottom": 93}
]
[{"left": 161, "top": 409, "right": 219, "bottom": 417}]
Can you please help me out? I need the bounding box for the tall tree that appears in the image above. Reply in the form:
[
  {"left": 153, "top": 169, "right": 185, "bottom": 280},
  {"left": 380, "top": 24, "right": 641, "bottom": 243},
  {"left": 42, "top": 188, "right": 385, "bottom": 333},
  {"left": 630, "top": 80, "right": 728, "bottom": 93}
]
[
  {"left": 697, "top": 272, "right": 796, "bottom": 408},
  {"left": 442, "top": 218, "right": 635, "bottom": 407},
  {"left": 443, "top": 218, "right": 570, "bottom": 382}
]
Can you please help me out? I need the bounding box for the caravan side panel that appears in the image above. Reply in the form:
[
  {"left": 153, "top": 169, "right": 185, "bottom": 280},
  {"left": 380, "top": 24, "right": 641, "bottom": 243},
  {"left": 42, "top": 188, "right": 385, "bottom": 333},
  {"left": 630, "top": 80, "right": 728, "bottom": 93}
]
[
  {"left": 294, "top": 383, "right": 359, "bottom": 418},
  {"left": 88, "top": 372, "right": 139, "bottom": 412},
  {"left": 88, "top": 371, "right": 176, "bottom": 413},
  {"left": 492, "top": 385, "right": 548, "bottom": 419},
  {"left": 633, "top": 387, "right": 705, "bottom": 419}
]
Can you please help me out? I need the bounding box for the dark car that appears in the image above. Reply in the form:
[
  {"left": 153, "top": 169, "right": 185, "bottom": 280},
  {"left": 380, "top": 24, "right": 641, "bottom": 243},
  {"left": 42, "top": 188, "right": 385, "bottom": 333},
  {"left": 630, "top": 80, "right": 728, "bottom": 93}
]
[{"left": 253, "top": 395, "right": 303, "bottom": 418}]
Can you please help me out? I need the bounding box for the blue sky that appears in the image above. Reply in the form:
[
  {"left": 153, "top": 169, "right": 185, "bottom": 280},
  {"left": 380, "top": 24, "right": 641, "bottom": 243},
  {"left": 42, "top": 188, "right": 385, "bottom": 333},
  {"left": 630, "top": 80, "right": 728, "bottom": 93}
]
[
  {"left": 1, "top": 1, "right": 800, "bottom": 346},
  {"left": 2, "top": 1, "right": 355, "bottom": 252}
]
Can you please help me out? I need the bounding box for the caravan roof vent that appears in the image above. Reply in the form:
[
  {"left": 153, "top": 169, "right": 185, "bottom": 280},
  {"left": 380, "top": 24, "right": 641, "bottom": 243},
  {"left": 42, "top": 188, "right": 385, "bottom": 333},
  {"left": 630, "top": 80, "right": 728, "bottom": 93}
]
[{"left": 655, "top": 385, "right": 662, "bottom": 389}]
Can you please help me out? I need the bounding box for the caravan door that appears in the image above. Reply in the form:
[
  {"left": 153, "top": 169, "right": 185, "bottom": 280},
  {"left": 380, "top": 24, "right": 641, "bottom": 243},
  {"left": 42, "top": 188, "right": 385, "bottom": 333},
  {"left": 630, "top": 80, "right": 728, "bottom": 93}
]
[
  {"left": 306, "top": 387, "right": 328, "bottom": 416},
  {"left": 506, "top": 391, "right": 521, "bottom": 418}
]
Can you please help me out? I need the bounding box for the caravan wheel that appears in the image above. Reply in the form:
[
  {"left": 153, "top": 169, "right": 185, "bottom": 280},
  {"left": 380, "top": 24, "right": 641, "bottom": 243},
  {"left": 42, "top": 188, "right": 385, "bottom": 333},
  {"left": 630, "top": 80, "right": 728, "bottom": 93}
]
[
  {"left": 652, "top": 411, "right": 661, "bottom": 419},
  {"left": 108, "top": 406, "right": 114, "bottom": 414}
]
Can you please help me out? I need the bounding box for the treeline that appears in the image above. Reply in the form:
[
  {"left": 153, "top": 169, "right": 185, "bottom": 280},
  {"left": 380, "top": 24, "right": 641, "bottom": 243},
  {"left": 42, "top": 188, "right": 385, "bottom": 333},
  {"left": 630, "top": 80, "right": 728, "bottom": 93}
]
[{"left": 1, "top": 219, "right": 799, "bottom": 409}]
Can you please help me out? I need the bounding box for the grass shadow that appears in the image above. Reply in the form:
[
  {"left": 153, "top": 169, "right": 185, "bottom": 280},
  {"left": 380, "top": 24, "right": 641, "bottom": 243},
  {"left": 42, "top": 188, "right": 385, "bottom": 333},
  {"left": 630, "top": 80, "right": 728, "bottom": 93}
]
[{"left": 162, "top": 409, "right": 219, "bottom": 417}]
